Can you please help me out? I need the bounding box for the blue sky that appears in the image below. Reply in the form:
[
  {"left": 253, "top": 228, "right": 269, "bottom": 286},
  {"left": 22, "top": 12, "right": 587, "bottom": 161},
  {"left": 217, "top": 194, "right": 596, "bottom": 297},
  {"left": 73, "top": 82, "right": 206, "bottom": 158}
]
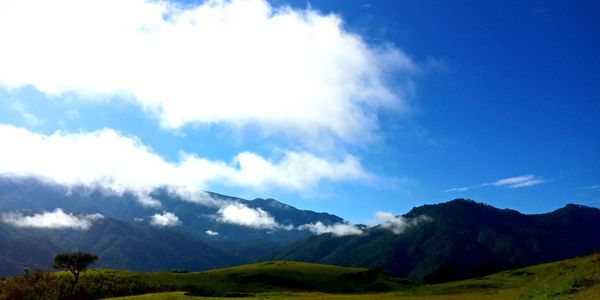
[{"left": 0, "top": 0, "right": 598, "bottom": 224}]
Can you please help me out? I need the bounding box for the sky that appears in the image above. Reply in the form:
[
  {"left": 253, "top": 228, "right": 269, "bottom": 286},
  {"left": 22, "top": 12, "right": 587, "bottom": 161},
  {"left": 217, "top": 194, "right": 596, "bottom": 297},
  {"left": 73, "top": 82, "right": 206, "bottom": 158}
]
[{"left": 0, "top": 0, "right": 598, "bottom": 224}]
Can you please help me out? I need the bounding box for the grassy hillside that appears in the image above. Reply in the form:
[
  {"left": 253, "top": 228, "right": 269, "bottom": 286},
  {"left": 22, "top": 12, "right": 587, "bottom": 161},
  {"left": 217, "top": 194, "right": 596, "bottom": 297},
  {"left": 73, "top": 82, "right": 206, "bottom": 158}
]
[
  {"left": 103, "top": 253, "right": 600, "bottom": 299},
  {"left": 88, "top": 261, "right": 404, "bottom": 296},
  {"left": 2, "top": 253, "right": 598, "bottom": 299}
]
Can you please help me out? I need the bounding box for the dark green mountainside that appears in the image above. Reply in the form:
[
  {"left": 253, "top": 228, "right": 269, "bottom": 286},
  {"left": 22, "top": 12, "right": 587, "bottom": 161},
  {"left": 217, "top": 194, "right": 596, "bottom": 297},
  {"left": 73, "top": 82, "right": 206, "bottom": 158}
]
[
  {"left": 272, "top": 199, "right": 600, "bottom": 283},
  {"left": 0, "top": 217, "right": 240, "bottom": 277}
]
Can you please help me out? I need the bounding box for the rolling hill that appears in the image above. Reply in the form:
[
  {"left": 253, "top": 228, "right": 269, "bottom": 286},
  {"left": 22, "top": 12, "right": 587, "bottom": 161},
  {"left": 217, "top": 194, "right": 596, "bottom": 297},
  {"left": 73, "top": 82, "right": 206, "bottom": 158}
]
[
  {"left": 103, "top": 253, "right": 600, "bottom": 299},
  {"left": 4, "top": 253, "right": 599, "bottom": 299}
]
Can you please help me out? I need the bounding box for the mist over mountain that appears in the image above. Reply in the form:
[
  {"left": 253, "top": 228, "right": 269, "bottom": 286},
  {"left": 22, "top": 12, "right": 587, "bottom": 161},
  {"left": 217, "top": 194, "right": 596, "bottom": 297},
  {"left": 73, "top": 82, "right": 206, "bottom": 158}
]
[{"left": 0, "top": 177, "right": 347, "bottom": 276}]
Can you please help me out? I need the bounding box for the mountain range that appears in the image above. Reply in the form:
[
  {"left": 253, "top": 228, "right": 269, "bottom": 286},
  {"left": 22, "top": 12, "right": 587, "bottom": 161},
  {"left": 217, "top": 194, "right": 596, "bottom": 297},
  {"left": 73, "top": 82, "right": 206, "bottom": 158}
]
[{"left": 1, "top": 176, "right": 600, "bottom": 283}]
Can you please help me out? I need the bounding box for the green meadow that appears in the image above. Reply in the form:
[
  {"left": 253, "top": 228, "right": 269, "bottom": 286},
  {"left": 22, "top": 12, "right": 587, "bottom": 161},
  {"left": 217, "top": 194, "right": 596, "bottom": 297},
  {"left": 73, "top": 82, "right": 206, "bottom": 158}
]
[{"left": 103, "top": 253, "right": 600, "bottom": 299}]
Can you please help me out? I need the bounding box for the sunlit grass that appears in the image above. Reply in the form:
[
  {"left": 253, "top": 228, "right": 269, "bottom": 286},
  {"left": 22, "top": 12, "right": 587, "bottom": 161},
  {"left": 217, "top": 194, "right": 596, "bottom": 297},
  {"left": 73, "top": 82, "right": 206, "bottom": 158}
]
[{"left": 104, "top": 254, "right": 600, "bottom": 299}]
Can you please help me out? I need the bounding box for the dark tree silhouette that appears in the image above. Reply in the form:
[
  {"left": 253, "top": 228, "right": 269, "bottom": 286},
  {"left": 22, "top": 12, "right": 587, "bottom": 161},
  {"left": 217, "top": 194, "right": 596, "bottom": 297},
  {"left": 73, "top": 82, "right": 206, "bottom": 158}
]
[{"left": 53, "top": 251, "right": 98, "bottom": 291}]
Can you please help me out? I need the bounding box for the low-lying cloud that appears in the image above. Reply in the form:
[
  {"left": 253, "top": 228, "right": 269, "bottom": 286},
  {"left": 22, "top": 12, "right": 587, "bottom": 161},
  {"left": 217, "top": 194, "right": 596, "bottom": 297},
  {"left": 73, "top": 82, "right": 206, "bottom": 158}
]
[
  {"left": 1, "top": 208, "right": 103, "bottom": 230},
  {"left": 298, "top": 221, "right": 363, "bottom": 236},
  {"left": 217, "top": 203, "right": 292, "bottom": 230},
  {"left": 0, "top": 125, "right": 371, "bottom": 206},
  {"left": 149, "top": 211, "right": 180, "bottom": 227},
  {"left": 375, "top": 212, "right": 432, "bottom": 234}
]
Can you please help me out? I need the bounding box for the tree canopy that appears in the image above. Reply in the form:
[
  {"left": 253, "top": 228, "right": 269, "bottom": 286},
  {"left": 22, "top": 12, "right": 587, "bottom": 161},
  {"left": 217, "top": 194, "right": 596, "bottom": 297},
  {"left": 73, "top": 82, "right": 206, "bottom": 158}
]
[{"left": 53, "top": 251, "right": 98, "bottom": 288}]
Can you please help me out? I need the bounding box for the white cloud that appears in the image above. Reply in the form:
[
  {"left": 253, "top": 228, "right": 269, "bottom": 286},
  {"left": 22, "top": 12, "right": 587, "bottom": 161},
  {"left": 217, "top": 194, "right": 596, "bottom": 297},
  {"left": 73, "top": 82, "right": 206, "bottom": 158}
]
[
  {"left": 443, "top": 186, "right": 471, "bottom": 193},
  {"left": 444, "top": 174, "right": 545, "bottom": 192},
  {"left": 149, "top": 211, "right": 180, "bottom": 227},
  {"left": 0, "top": 0, "right": 417, "bottom": 145},
  {"left": 217, "top": 203, "right": 286, "bottom": 230},
  {"left": 298, "top": 212, "right": 431, "bottom": 237},
  {"left": 205, "top": 230, "right": 219, "bottom": 236},
  {"left": 1, "top": 208, "right": 103, "bottom": 230},
  {"left": 490, "top": 174, "right": 545, "bottom": 188},
  {"left": 298, "top": 221, "right": 363, "bottom": 236},
  {"left": 226, "top": 151, "right": 370, "bottom": 191},
  {"left": 375, "top": 212, "right": 431, "bottom": 234},
  {"left": 0, "top": 124, "right": 370, "bottom": 205}
]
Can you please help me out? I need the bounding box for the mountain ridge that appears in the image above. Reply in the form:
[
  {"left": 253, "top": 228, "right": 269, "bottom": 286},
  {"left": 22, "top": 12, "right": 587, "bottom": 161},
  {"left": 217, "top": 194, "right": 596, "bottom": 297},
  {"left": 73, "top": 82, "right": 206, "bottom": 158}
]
[{"left": 272, "top": 198, "right": 600, "bottom": 283}]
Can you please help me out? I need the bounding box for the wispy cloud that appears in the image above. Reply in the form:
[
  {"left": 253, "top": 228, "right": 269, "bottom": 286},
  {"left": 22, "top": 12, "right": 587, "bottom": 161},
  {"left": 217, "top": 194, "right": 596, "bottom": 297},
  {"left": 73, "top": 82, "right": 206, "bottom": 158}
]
[
  {"left": 443, "top": 186, "right": 473, "bottom": 193},
  {"left": 205, "top": 230, "right": 219, "bottom": 236},
  {"left": 0, "top": 124, "right": 371, "bottom": 206},
  {"left": 149, "top": 211, "right": 180, "bottom": 227},
  {"left": 298, "top": 221, "right": 363, "bottom": 237},
  {"left": 10, "top": 101, "right": 43, "bottom": 126},
  {"left": 0, "top": 0, "right": 418, "bottom": 146},
  {"left": 490, "top": 174, "right": 545, "bottom": 188},
  {"left": 444, "top": 174, "right": 546, "bottom": 192},
  {"left": 1, "top": 209, "right": 103, "bottom": 230}
]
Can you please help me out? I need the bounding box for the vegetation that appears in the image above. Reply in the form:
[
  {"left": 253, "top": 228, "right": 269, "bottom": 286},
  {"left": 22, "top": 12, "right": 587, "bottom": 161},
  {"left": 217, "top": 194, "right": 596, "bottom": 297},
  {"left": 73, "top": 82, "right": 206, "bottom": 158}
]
[
  {"left": 2, "top": 253, "right": 598, "bottom": 299},
  {"left": 0, "top": 269, "right": 159, "bottom": 300},
  {"left": 54, "top": 251, "right": 99, "bottom": 289},
  {"left": 273, "top": 199, "right": 600, "bottom": 282},
  {"left": 106, "top": 252, "right": 600, "bottom": 299}
]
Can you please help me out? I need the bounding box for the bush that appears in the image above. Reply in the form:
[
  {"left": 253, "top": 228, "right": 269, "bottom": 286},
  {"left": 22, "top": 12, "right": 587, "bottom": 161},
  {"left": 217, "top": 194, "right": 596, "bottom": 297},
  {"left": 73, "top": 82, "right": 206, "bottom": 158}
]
[
  {"left": 0, "top": 270, "right": 161, "bottom": 300},
  {"left": 0, "top": 269, "right": 69, "bottom": 300}
]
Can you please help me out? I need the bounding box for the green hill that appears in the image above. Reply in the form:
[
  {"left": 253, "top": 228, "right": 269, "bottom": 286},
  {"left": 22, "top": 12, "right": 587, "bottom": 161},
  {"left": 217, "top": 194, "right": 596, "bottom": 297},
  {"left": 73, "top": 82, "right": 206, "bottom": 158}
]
[
  {"left": 272, "top": 199, "right": 600, "bottom": 283},
  {"left": 103, "top": 252, "right": 600, "bottom": 299},
  {"left": 2, "top": 253, "right": 599, "bottom": 299},
  {"left": 87, "top": 261, "right": 404, "bottom": 296}
]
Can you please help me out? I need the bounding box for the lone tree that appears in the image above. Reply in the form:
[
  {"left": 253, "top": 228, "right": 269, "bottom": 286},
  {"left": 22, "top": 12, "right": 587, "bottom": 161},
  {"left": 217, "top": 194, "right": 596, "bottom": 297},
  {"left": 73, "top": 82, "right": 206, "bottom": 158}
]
[{"left": 53, "top": 251, "right": 98, "bottom": 290}]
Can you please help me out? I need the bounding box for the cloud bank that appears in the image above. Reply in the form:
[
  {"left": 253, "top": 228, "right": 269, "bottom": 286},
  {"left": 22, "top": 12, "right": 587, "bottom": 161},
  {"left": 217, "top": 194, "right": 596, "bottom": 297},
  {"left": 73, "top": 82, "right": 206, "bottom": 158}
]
[
  {"left": 445, "top": 174, "right": 546, "bottom": 192},
  {"left": 375, "top": 212, "right": 432, "bottom": 234},
  {"left": 149, "top": 211, "right": 180, "bottom": 227},
  {"left": 0, "top": 0, "right": 416, "bottom": 145},
  {"left": 0, "top": 125, "right": 370, "bottom": 205},
  {"left": 1, "top": 209, "right": 103, "bottom": 230},
  {"left": 298, "top": 221, "right": 363, "bottom": 236}
]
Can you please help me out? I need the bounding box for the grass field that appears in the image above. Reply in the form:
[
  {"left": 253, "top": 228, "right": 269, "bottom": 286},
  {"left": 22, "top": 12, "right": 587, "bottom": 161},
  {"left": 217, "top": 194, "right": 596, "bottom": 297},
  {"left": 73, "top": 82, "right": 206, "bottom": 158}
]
[
  {"left": 89, "top": 261, "right": 404, "bottom": 296},
  {"left": 103, "top": 253, "right": 600, "bottom": 299}
]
